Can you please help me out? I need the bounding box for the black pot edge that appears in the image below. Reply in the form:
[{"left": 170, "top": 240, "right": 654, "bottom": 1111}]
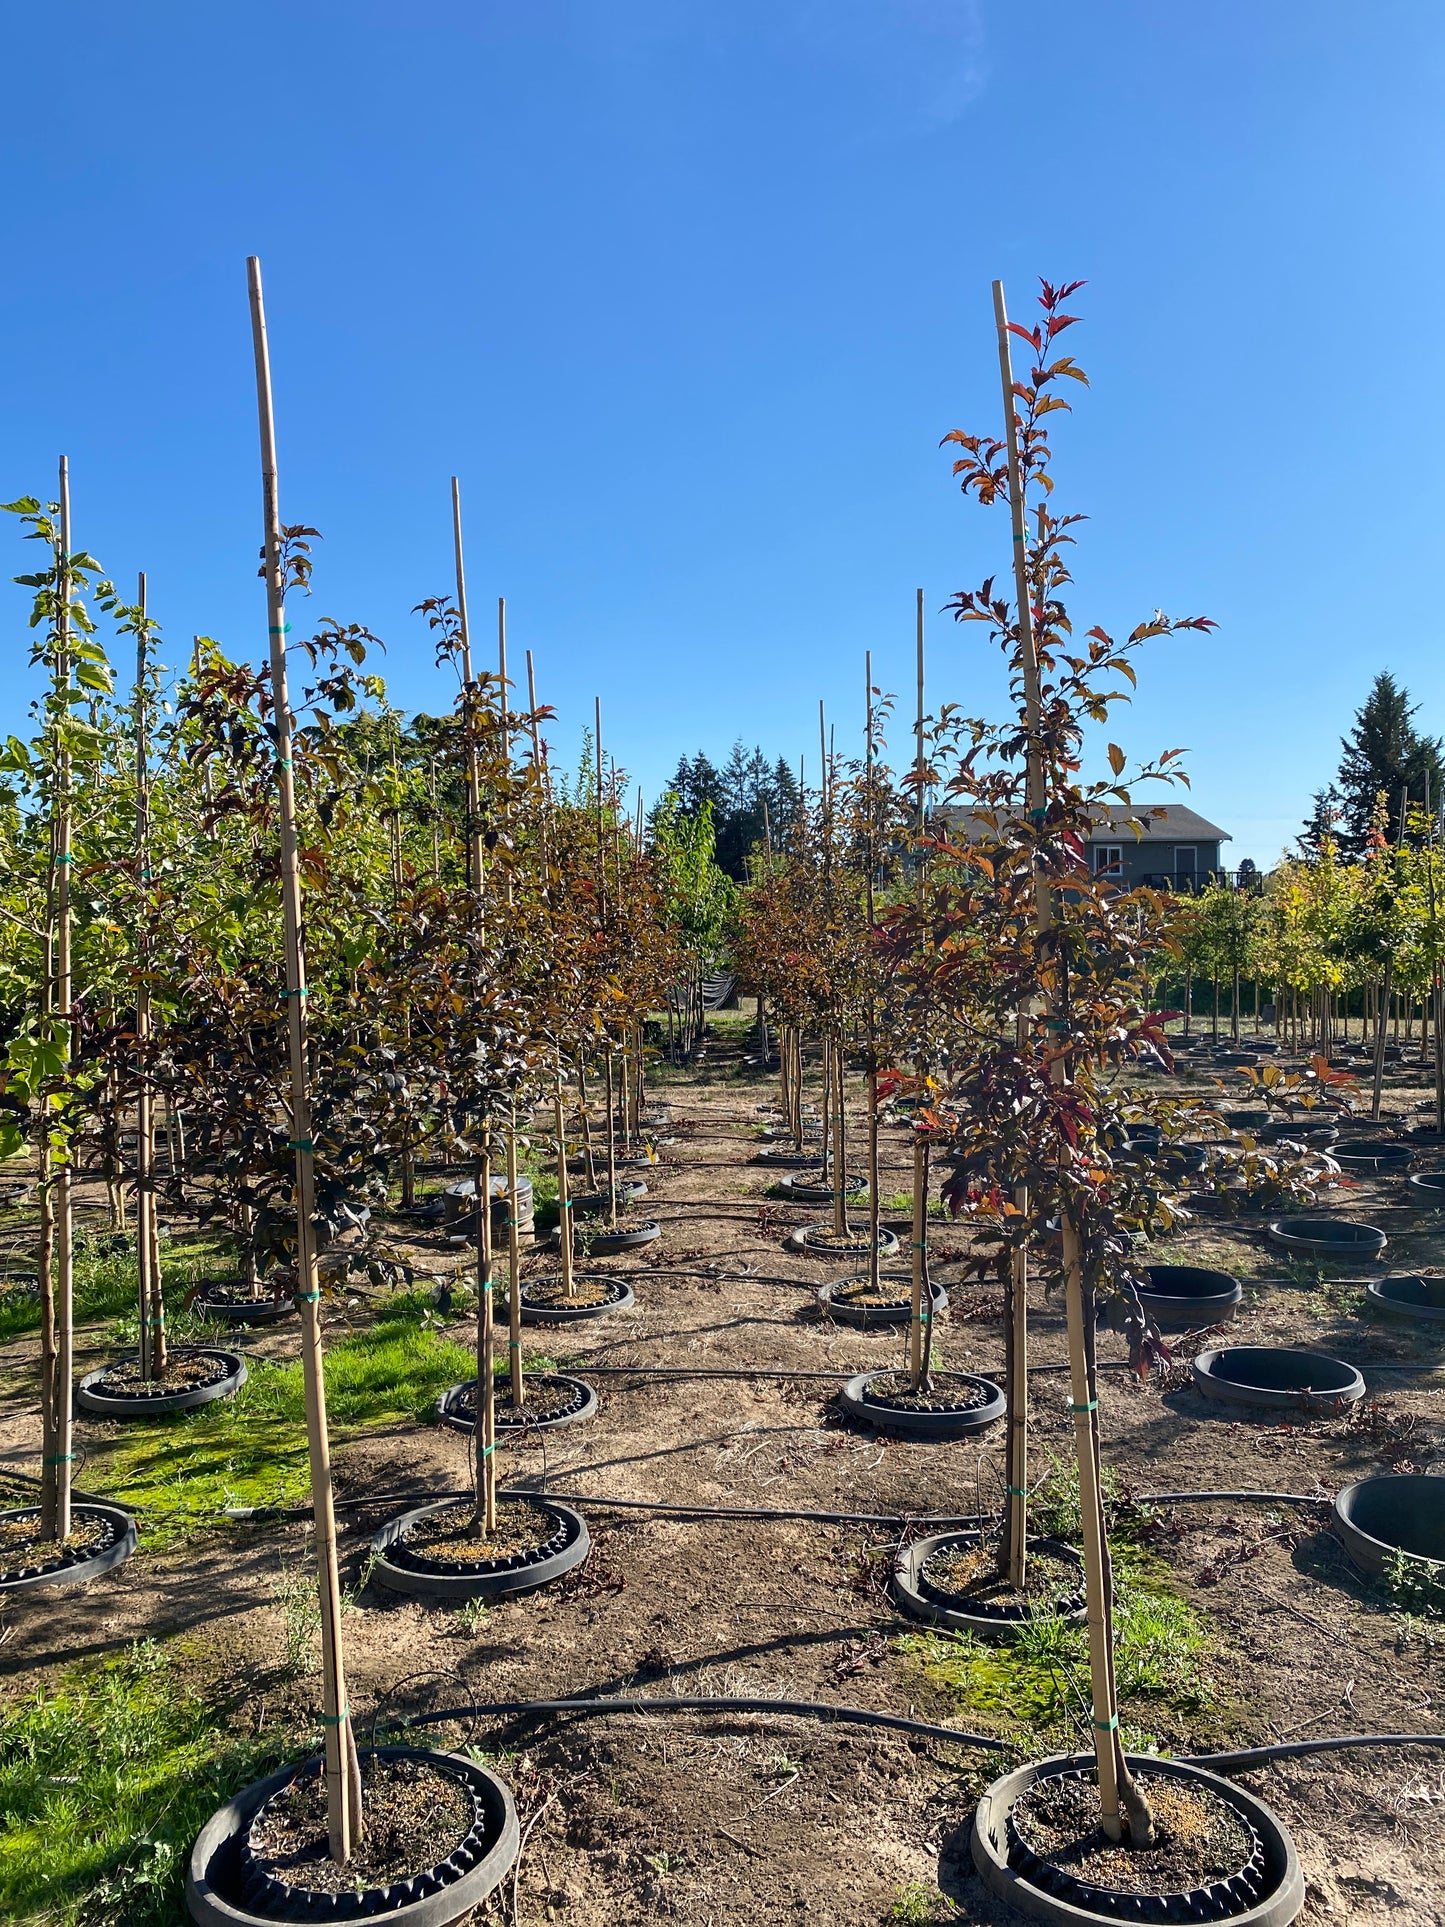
[
  {"left": 789, "top": 1228, "right": 902, "bottom": 1261},
  {"left": 816, "top": 1280, "right": 948, "bottom": 1329},
  {"left": 1363, "top": 1281, "right": 1445, "bottom": 1324},
  {"left": 1333, "top": 1476, "right": 1445, "bottom": 1578},
  {"left": 77, "top": 1352, "right": 248, "bottom": 1418},
  {"left": 892, "top": 1532, "right": 1085, "bottom": 1638},
  {"left": 0, "top": 1500, "right": 138, "bottom": 1596},
  {"left": 839, "top": 1370, "right": 1006, "bottom": 1439},
  {"left": 969, "top": 1752, "right": 1305, "bottom": 1927},
  {"left": 184, "top": 1745, "right": 520, "bottom": 1927},
  {"left": 1190, "top": 1349, "right": 1366, "bottom": 1414},
  {"left": 518, "top": 1281, "right": 637, "bottom": 1324},
  {"left": 435, "top": 1375, "right": 598, "bottom": 1435},
  {"left": 369, "top": 1499, "right": 591, "bottom": 1600}
]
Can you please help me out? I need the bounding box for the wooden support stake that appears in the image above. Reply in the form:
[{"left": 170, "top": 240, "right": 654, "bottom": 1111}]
[
  {"left": 133, "top": 572, "right": 164, "bottom": 1380},
  {"left": 247, "top": 257, "right": 362, "bottom": 1860}
]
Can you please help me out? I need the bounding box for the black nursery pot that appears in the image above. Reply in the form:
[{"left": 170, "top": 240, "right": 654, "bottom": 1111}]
[
  {"left": 969, "top": 1752, "right": 1304, "bottom": 1927},
  {"left": 1406, "top": 1170, "right": 1445, "bottom": 1207},
  {"left": 1138, "top": 1264, "right": 1242, "bottom": 1330},
  {"left": 1364, "top": 1274, "right": 1445, "bottom": 1324},
  {"left": 76, "top": 1348, "right": 247, "bottom": 1418},
  {"left": 194, "top": 1282, "right": 297, "bottom": 1325},
  {"left": 1267, "top": 1217, "right": 1387, "bottom": 1258},
  {"left": 839, "top": 1368, "right": 1004, "bottom": 1439},
  {"left": 185, "top": 1745, "right": 519, "bottom": 1927},
  {"left": 891, "top": 1530, "right": 1084, "bottom": 1637},
  {"left": 1191, "top": 1344, "right": 1365, "bottom": 1415},
  {"left": 369, "top": 1496, "right": 590, "bottom": 1601},
  {"left": 0, "top": 1500, "right": 137, "bottom": 1596},
  {"left": 1333, "top": 1139, "right": 1412, "bottom": 1175},
  {"left": 816, "top": 1275, "right": 948, "bottom": 1330},
  {"left": 435, "top": 1373, "right": 597, "bottom": 1434},
  {"left": 1334, "top": 1473, "right": 1445, "bottom": 1577},
  {"left": 518, "top": 1273, "right": 635, "bottom": 1323}
]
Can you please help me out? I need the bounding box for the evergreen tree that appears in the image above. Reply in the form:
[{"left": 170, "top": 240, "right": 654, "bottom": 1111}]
[
  {"left": 656, "top": 742, "right": 802, "bottom": 879},
  {"left": 1331, "top": 672, "right": 1442, "bottom": 854}
]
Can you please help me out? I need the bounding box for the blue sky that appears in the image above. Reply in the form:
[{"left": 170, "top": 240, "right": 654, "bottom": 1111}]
[{"left": 3, "top": 2, "right": 1442, "bottom": 867}]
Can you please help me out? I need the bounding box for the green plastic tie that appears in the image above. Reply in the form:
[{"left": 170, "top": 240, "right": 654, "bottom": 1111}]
[
  {"left": 269, "top": 623, "right": 293, "bottom": 635},
  {"left": 287, "top": 1139, "right": 313, "bottom": 1151},
  {"left": 294, "top": 1289, "right": 321, "bottom": 1303},
  {"left": 43, "top": 1452, "right": 76, "bottom": 1464},
  {"left": 283, "top": 987, "right": 308, "bottom": 999},
  {"left": 479, "top": 1443, "right": 495, "bottom": 1457},
  {"left": 54, "top": 852, "right": 74, "bottom": 864},
  {"left": 318, "top": 1705, "right": 350, "bottom": 1725},
  {"left": 1006, "top": 1485, "right": 1029, "bottom": 1497},
  {"left": 1070, "top": 1399, "right": 1098, "bottom": 1414},
  {"left": 1092, "top": 1712, "right": 1120, "bottom": 1732}
]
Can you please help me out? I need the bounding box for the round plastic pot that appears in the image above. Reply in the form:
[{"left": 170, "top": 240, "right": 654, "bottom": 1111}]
[
  {"left": 436, "top": 1374, "right": 597, "bottom": 1434},
  {"left": 788, "top": 1224, "right": 899, "bottom": 1260},
  {"left": 1406, "top": 1171, "right": 1445, "bottom": 1206},
  {"left": 892, "top": 1530, "right": 1083, "bottom": 1637},
  {"left": 970, "top": 1752, "right": 1304, "bottom": 1927},
  {"left": 751, "top": 1147, "right": 822, "bottom": 1168},
  {"left": 775, "top": 1171, "right": 868, "bottom": 1205},
  {"left": 0, "top": 1501, "right": 137, "bottom": 1596},
  {"left": 1222, "top": 1108, "right": 1271, "bottom": 1131},
  {"left": 185, "top": 1745, "right": 519, "bottom": 1927},
  {"left": 77, "top": 1349, "right": 247, "bottom": 1418},
  {"left": 442, "top": 1176, "right": 534, "bottom": 1234},
  {"left": 569, "top": 1180, "right": 649, "bottom": 1211},
  {"left": 519, "top": 1275, "right": 635, "bottom": 1324},
  {"left": 570, "top": 1221, "right": 660, "bottom": 1257},
  {"left": 1267, "top": 1217, "right": 1386, "bottom": 1258},
  {"left": 1191, "top": 1345, "right": 1365, "bottom": 1415},
  {"left": 1333, "top": 1139, "right": 1412, "bottom": 1175},
  {"left": 1365, "top": 1274, "right": 1445, "bottom": 1323},
  {"left": 817, "top": 1276, "right": 948, "bottom": 1329},
  {"left": 1216, "top": 1050, "right": 1260, "bottom": 1067},
  {"left": 194, "top": 1285, "right": 297, "bottom": 1325},
  {"left": 1138, "top": 1265, "right": 1243, "bottom": 1330},
  {"left": 369, "top": 1497, "right": 590, "bottom": 1601},
  {"left": 839, "top": 1369, "right": 1004, "bottom": 1439},
  {"left": 1333, "top": 1474, "right": 1445, "bottom": 1577}
]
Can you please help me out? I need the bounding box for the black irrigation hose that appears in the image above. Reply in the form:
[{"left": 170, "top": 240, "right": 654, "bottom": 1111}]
[{"left": 392, "top": 1695, "right": 1445, "bottom": 1773}]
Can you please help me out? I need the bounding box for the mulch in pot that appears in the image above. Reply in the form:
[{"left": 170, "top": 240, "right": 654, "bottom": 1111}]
[
  {"left": 0, "top": 1507, "right": 117, "bottom": 1583},
  {"left": 520, "top": 1275, "right": 619, "bottom": 1309},
  {"left": 247, "top": 1753, "right": 471, "bottom": 1898},
  {"left": 1011, "top": 1768, "right": 1255, "bottom": 1901},
  {"left": 451, "top": 1374, "right": 590, "bottom": 1424},
  {"left": 921, "top": 1537, "right": 1080, "bottom": 1613},
  {"left": 87, "top": 1351, "right": 232, "bottom": 1397},
  {"left": 399, "top": 1499, "right": 556, "bottom": 1568},
  {"left": 859, "top": 1370, "right": 993, "bottom": 1414}
]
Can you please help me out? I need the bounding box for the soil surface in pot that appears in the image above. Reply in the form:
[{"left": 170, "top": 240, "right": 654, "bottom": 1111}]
[
  {"left": 521, "top": 1275, "right": 618, "bottom": 1308},
  {"left": 399, "top": 1498, "right": 556, "bottom": 1566},
  {"left": 1013, "top": 1770, "right": 1254, "bottom": 1897},
  {"left": 831, "top": 1281, "right": 915, "bottom": 1308},
  {"left": 198, "top": 1280, "right": 289, "bottom": 1307},
  {"left": 922, "top": 1538, "right": 1078, "bottom": 1610},
  {"left": 861, "top": 1371, "right": 991, "bottom": 1414},
  {"left": 0, "top": 1507, "right": 115, "bottom": 1581},
  {"left": 452, "top": 1374, "right": 588, "bottom": 1423},
  {"left": 88, "top": 1351, "right": 231, "bottom": 1397},
  {"left": 249, "top": 1754, "right": 472, "bottom": 1897},
  {"left": 799, "top": 1230, "right": 887, "bottom": 1253}
]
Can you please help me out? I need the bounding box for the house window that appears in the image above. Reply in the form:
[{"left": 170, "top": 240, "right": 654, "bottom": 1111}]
[
  {"left": 1094, "top": 844, "right": 1123, "bottom": 877},
  {"left": 1174, "top": 846, "right": 1197, "bottom": 884}
]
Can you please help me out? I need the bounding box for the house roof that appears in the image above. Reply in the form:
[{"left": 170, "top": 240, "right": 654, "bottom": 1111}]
[
  {"left": 939, "top": 802, "right": 1231, "bottom": 843},
  {"left": 1085, "top": 804, "right": 1230, "bottom": 843}
]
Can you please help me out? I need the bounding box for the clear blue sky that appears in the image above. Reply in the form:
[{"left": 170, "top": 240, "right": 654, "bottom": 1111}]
[{"left": 3, "top": 2, "right": 1441, "bottom": 867}]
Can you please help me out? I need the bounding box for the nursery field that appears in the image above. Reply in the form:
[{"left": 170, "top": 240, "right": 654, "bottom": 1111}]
[{"left": 1, "top": 1013, "right": 1441, "bottom": 1926}]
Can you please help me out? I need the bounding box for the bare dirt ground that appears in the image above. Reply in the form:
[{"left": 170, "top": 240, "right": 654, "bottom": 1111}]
[{"left": 1, "top": 1020, "right": 1443, "bottom": 1924}]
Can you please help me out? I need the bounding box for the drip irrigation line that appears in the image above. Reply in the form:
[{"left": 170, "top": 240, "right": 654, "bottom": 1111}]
[{"left": 389, "top": 1696, "right": 1445, "bottom": 1774}]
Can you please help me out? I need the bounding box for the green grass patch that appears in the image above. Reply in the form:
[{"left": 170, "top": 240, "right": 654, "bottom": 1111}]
[
  {"left": 81, "top": 1297, "right": 481, "bottom": 1546},
  {"left": 0, "top": 1226, "right": 239, "bottom": 1348},
  {"left": 0, "top": 1639, "right": 294, "bottom": 1926}
]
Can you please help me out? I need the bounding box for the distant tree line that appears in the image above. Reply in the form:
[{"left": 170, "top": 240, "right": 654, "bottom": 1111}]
[{"left": 657, "top": 743, "right": 801, "bottom": 880}]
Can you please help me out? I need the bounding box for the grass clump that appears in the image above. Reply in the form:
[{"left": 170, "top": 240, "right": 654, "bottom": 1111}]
[
  {"left": 0, "top": 1639, "right": 290, "bottom": 1926},
  {"left": 888, "top": 1880, "right": 955, "bottom": 1921}
]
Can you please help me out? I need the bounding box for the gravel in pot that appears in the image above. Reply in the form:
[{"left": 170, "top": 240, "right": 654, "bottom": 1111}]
[
  {"left": 892, "top": 1529, "right": 1084, "bottom": 1636},
  {"left": 186, "top": 1744, "right": 518, "bottom": 1927},
  {"left": 1364, "top": 1273, "right": 1445, "bottom": 1323},
  {"left": 1191, "top": 1344, "right": 1365, "bottom": 1414},
  {"left": 1137, "top": 1265, "right": 1243, "bottom": 1330},
  {"left": 971, "top": 1753, "right": 1304, "bottom": 1926},
  {"left": 77, "top": 1347, "right": 247, "bottom": 1418},
  {"left": 436, "top": 1373, "right": 597, "bottom": 1432},
  {"left": 1267, "top": 1217, "right": 1386, "bottom": 1258},
  {"left": 0, "top": 1501, "right": 137, "bottom": 1594},
  {"left": 370, "top": 1495, "right": 589, "bottom": 1600},
  {"left": 839, "top": 1368, "right": 1004, "bottom": 1439},
  {"left": 518, "top": 1272, "right": 635, "bottom": 1322},
  {"left": 816, "top": 1274, "right": 947, "bottom": 1328},
  {"left": 1333, "top": 1473, "right": 1445, "bottom": 1577}
]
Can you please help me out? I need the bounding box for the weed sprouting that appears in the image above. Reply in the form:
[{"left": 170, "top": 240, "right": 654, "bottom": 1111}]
[
  {"left": 889, "top": 1879, "right": 955, "bottom": 1922},
  {"left": 1383, "top": 1549, "right": 1445, "bottom": 1622}
]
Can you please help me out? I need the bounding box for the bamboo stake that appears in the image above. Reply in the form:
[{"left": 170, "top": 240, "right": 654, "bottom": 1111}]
[
  {"left": 247, "top": 258, "right": 361, "bottom": 1859},
  {"left": 1371, "top": 785, "right": 1409, "bottom": 1121},
  {"left": 910, "top": 589, "right": 930, "bottom": 1393},
  {"left": 496, "top": 600, "right": 525, "bottom": 1409},
  {"left": 133, "top": 572, "right": 164, "bottom": 1380},
  {"left": 995, "top": 278, "right": 1135, "bottom": 1839},
  {"left": 450, "top": 479, "right": 498, "bottom": 1532},
  {"left": 864, "top": 653, "right": 881, "bottom": 1295}
]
